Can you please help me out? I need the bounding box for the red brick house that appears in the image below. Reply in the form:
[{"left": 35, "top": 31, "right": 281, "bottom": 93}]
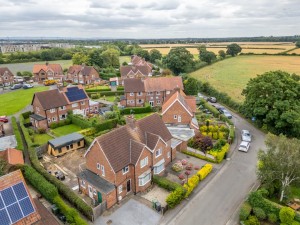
[
  {"left": 121, "top": 76, "right": 184, "bottom": 107},
  {"left": 67, "top": 65, "right": 100, "bottom": 84},
  {"left": 0, "top": 170, "right": 41, "bottom": 225},
  {"left": 162, "top": 88, "right": 198, "bottom": 130},
  {"left": 30, "top": 85, "right": 89, "bottom": 129},
  {"left": 0, "top": 67, "right": 14, "bottom": 86},
  {"left": 0, "top": 148, "right": 24, "bottom": 166},
  {"left": 130, "top": 55, "right": 152, "bottom": 68},
  {"left": 33, "top": 62, "right": 64, "bottom": 83},
  {"left": 78, "top": 113, "right": 176, "bottom": 209}
]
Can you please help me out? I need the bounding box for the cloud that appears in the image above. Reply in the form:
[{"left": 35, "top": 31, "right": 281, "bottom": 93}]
[{"left": 0, "top": 0, "right": 299, "bottom": 38}]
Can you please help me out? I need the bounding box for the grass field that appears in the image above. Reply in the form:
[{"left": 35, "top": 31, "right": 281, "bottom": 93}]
[
  {"left": 0, "top": 86, "right": 49, "bottom": 115},
  {"left": 0, "top": 60, "right": 72, "bottom": 74},
  {"left": 189, "top": 55, "right": 300, "bottom": 102},
  {"left": 51, "top": 124, "right": 82, "bottom": 137},
  {"left": 33, "top": 133, "right": 53, "bottom": 146}
]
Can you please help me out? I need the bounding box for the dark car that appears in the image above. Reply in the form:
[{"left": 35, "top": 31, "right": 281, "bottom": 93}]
[
  {"left": 207, "top": 97, "right": 217, "bottom": 103},
  {"left": 0, "top": 116, "right": 8, "bottom": 123}
]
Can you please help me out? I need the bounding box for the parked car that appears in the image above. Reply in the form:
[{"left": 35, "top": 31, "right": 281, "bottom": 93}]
[
  {"left": 222, "top": 110, "right": 233, "bottom": 119},
  {"left": 10, "top": 84, "right": 23, "bottom": 90},
  {"left": 23, "top": 83, "right": 33, "bottom": 89},
  {"left": 207, "top": 97, "right": 217, "bottom": 103},
  {"left": 241, "top": 130, "right": 252, "bottom": 142},
  {"left": 0, "top": 116, "right": 8, "bottom": 123},
  {"left": 238, "top": 141, "right": 250, "bottom": 152}
]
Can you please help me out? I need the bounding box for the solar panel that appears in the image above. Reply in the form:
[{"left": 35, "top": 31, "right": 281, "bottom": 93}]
[
  {"left": 0, "top": 181, "right": 36, "bottom": 225},
  {"left": 65, "top": 89, "right": 87, "bottom": 102}
]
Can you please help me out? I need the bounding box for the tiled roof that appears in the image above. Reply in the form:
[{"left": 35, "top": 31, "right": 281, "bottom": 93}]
[
  {"left": 144, "top": 76, "right": 183, "bottom": 92},
  {"left": 33, "top": 63, "right": 63, "bottom": 74},
  {"left": 123, "top": 78, "right": 145, "bottom": 92},
  {"left": 120, "top": 65, "right": 151, "bottom": 78},
  {"left": 33, "top": 89, "right": 68, "bottom": 110},
  {"left": 0, "top": 67, "right": 14, "bottom": 77},
  {"left": 68, "top": 65, "right": 99, "bottom": 77},
  {"left": 0, "top": 148, "right": 24, "bottom": 165},
  {"left": 92, "top": 113, "right": 172, "bottom": 172}
]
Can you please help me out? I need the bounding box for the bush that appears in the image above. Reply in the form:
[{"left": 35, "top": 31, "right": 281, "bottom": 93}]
[
  {"left": 197, "top": 164, "right": 213, "bottom": 180},
  {"left": 172, "top": 161, "right": 184, "bottom": 172},
  {"left": 69, "top": 114, "right": 92, "bottom": 129},
  {"left": 37, "top": 128, "right": 46, "bottom": 134},
  {"left": 279, "top": 207, "right": 295, "bottom": 224},
  {"left": 240, "top": 202, "right": 252, "bottom": 221},
  {"left": 229, "top": 126, "right": 235, "bottom": 141},
  {"left": 253, "top": 207, "right": 266, "bottom": 220},
  {"left": 121, "top": 105, "right": 152, "bottom": 115},
  {"left": 21, "top": 111, "right": 32, "bottom": 119},
  {"left": 94, "top": 118, "right": 118, "bottom": 132},
  {"left": 181, "top": 150, "right": 216, "bottom": 163},
  {"left": 209, "top": 143, "right": 230, "bottom": 163},
  {"left": 90, "top": 93, "right": 99, "bottom": 99},
  {"left": 166, "top": 187, "right": 186, "bottom": 209},
  {"left": 153, "top": 175, "right": 182, "bottom": 191},
  {"left": 244, "top": 215, "right": 260, "bottom": 225},
  {"left": 11, "top": 116, "right": 24, "bottom": 151},
  {"left": 268, "top": 213, "right": 278, "bottom": 223},
  {"left": 184, "top": 174, "right": 200, "bottom": 197}
]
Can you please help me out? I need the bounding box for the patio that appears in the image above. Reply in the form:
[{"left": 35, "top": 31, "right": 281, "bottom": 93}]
[{"left": 141, "top": 185, "right": 169, "bottom": 207}]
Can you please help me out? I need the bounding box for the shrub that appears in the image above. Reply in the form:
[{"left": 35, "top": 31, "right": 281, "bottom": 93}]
[
  {"left": 172, "top": 161, "right": 184, "bottom": 172},
  {"left": 166, "top": 187, "right": 186, "bottom": 209},
  {"left": 121, "top": 105, "right": 152, "bottom": 115},
  {"left": 153, "top": 175, "right": 182, "bottom": 191},
  {"left": 11, "top": 116, "right": 24, "bottom": 151},
  {"left": 90, "top": 93, "right": 99, "bottom": 99},
  {"left": 212, "top": 132, "right": 218, "bottom": 140},
  {"left": 186, "top": 163, "right": 193, "bottom": 170},
  {"left": 181, "top": 159, "right": 188, "bottom": 165},
  {"left": 197, "top": 164, "right": 213, "bottom": 180},
  {"left": 178, "top": 174, "right": 185, "bottom": 180},
  {"left": 229, "top": 126, "right": 235, "bottom": 140},
  {"left": 94, "top": 118, "right": 118, "bottom": 132},
  {"left": 181, "top": 150, "right": 216, "bottom": 163},
  {"left": 279, "top": 207, "right": 295, "bottom": 224},
  {"left": 240, "top": 202, "right": 252, "bottom": 221},
  {"left": 253, "top": 207, "right": 266, "bottom": 220},
  {"left": 245, "top": 215, "right": 260, "bottom": 225},
  {"left": 218, "top": 132, "right": 225, "bottom": 139},
  {"left": 21, "top": 111, "right": 32, "bottom": 119},
  {"left": 69, "top": 114, "right": 92, "bottom": 129},
  {"left": 209, "top": 143, "right": 230, "bottom": 163},
  {"left": 292, "top": 221, "right": 300, "bottom": 225},
  {"left": 200, "top": 126, "right": 207, "bottom": 132},
  {"left": 37, "top": 128, "right": 46, "bottom": 134},
  {"left": 268, "top": 213, "right": 278, "bottom": 223}
]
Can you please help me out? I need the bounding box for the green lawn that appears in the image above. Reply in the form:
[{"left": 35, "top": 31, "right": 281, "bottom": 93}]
[
  {"left": 1, "top": 60, "right": 72, "bottom": 74},
  {"left": 189, "top": 55, "right": 300, "bottom": 102},
  {"left": 99, "top": 96, "right": 116, "bottom": 102},
  {"left": 33, "top": 133, "right": 52, "bottom": 146},
  {"left": 86, "top": 85, "right": 110, "bottom": 91},
  {"left": 119, "top": 56, "right": 131, "bottom": 64},
  {"left": 0, "top": 86, "right": 49, "bottom": 115},
  {"left": 51, "top": 124, "right": 82, "bottom": 137},
  {"left": 133, "top": 112, "right": 154, "bottom": 120}
]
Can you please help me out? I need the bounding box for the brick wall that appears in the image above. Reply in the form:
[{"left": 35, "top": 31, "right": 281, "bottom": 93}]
[{"left": 162, "top": 101, "right": 192, "bottom": 126}]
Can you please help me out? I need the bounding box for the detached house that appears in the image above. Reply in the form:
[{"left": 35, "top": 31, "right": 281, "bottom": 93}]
[
  {"left": 0, "top": 67, "right": 14, "bottom": 86},
  {"left": 121, "top": 76, "right": 184, "bottom": 107},
  {"left": 33, "top": 62, "right": 64, "bottom": 83},
  {"left": 30, "top": 86, "right": 89, "bottom": 129},
  {"left": 78, "top": 114, "right": 176, "bottom": 209},
  {"left": 67, "top": 65, "right": 100, "bottom": 85}
]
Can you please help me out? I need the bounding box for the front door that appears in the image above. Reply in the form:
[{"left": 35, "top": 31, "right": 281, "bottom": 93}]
[
  {"left": 97, "top": 191, "right": 102, "bottom": 203},
  {"left": 149, "top": 101, "right": 154, "bottom": 107},
  {"left": 88, "top": 185, "right": 93, "bottom": 198},
  {"left": 178, "top": 115, "right": 181, "bottom": 122},
  {"left": 127, "top": 180, "right": 131, "bottom": 192}
]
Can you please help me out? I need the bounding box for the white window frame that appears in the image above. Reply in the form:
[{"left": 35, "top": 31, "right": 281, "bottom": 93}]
[
  {"left": 156, "top": 91, "right": 160, "bottom": 95},
  {"left": 174, "top": 115, "right": 177, "bottom": 119},
  {"left": 166, "top": 91, "right": 170, "bottom": 94},
  {"left": 137, "top": 92, "right": 142, "bottom": 96},
  {"left": 81, "top": 101, "right": 85, "bottom": 105},
  {"left": 155, "top": 148, "right": 162, "bottom": 158},
  {"left": 139, "top": 172, "right": 151, "bottom": 186},
  {"left": 93, "top": 188, "right": 97, "bottom": 195},
  {"left": 154, "top": 163, "right": 165, "bottom": 175},
  {"left": 140, "top": 157, "right": 148, "bottom": 168},
  {"left": 50, "top": 108, "right": 55, "bottom": 113},
  {"left": 130, "top": 92, "right": 134, "bottom": 96},
  {"left": 72, "top": 103, "right": 78, "bottom": 108},
  {"left": 101, "top": 165, "right": 105, "bottom": 176},
  {"left": 167, "top": 152, "right": 171, "bottom": 158},
  {"left": 59, "top": 106, "right": 66, "bottom": 111},
  {"left": 118, "top": 185, "right": 123, "bottom": 194},
  {"left": 97, "top": 163, "right": 100, "bottom": 170},
  {"left": 156, "top": 100, "right": 161, "bottom": 104},
  {"left": 122, "top": 166, "right": 129, "bottom": 174},
  {"left": 81, "top": 180, "right": 86, "bottom": 188},
  {"left": 52, "top": 117, "right": 57, "bottom": 122}
]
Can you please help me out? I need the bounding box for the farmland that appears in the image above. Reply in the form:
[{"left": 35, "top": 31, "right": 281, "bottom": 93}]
[
  {"left": 0, "top": 60, "right": 72, "bottom": 74},
  {"left": 189, "top": 55, "right": 300, "bottom": 102},
  {"left": 0, "top": 86, "right": 49, "bottom": 115}
]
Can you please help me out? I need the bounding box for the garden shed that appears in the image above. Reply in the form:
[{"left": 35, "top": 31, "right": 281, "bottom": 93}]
[{"left": 47, "top": 132, "right": 84, "bottom": 156}]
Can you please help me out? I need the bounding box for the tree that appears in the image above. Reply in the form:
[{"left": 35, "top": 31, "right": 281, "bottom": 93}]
[
  {"left": 199, "top": 51, "right": 216, "bottom": 64},
  {"left": 22, "top": 71, "right": 33, "bottom": 77},
  {"left": 72, "top": 52, "right": 90, "bottom": 65},
  {"left": 88, "top": 49, "right": 103, "bottom": 67},
  {"left": 40, "top": 50, "right": 54, "bottom": 61},
  {"left": 257, "top": 133, "right": 300, "bottom": 202},
  {"left": 101, "top": 48, "right": 120, "bottom": 67},
  {"left": 218, "top": 50, "right": 226, "bottom": 59},
  {"left": 184, "top": 77, "right": 201, "bottom": 95},
  {"left": 135, "top": 49, "right": 150, "bottom": 61},
  {"left": 192, "top": 133, "right": 213, "bottom": 155},
  {"left": 149, "top": 49, "right": 162, "bottom": 63},
  {"left": 61, "top": 53, "right": 72, "bottom": 60},
  {"left": 161, "top": 69, "right": 172, "bottom": 76},
  {"left": 163, "top": 47, "right": 194, "bottom": 75},
  {"left": 226, "top": 43, "right": 242, "bottom": 56},
  {"left": 296, "top": 40, "right": 300, "bottom": 48},
  {"left": 242, "top": 70, "right": 300, "bottom": 138}
]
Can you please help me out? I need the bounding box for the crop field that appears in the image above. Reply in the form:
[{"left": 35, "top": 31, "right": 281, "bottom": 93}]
[
  {"left": 289, "top": 48, "right": 300, "bottom": 54},
  {"left": 189, "top": 55, "right": 300, "bottom": 102},
  {"left": 142, "top": 42, "right": 296, "bottom": 55},
  {"left": 0, "top": 60, "right": 72, "bottom": 74}
]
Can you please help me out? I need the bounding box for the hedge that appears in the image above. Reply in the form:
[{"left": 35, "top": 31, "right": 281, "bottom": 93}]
[
  {"left": 197, "top": 164, "right": 213, "bottom": 180},
  {"left": 208, "top": 143, "right": 230, "bottom": 163},
  {"left": 220, "top": 114, "right": 234, "bottom": 125},
  {"left": 85, "top": 88, "right": 111, "bottom": 92},
  {"left": 87, "top": 90, "right": 124, "bottom": 96},
  {"left": 19, "top": 114, "right": 93, "bottom": 220},
  {"left": 49, "top": 118, "right": 71, "bottom": 129},
  {"left": 11, "top": 116, "right": 24, "bottom": 151},
  {"left": 166, "top": 187, "right": 186, "bottom": 209},
  {"left": 121, "top": 105, "right": 152, "bottom": 115},
  {"left": 181, "top": 150, "right": 216, "bottom": 163},
  {"left": 69, "top": 114, "right": 92, "bottom": 129},
  {"left": 183, "top": 174, "right": 200, "bottom": 197},
  {"left": 153, "top": 175, "right": 183, "bottom": 192},
  {"left": 94, "top": 118, "right": 118, "bottom": 132},
  {"left": 21, "top": 111, "right": 32, "bottom": 119},
  {"left": 229, "top": 126, "right": 235, "bottom": 140},
  {"left": 240, "top": 202, "right": 252, "bottom": 221}
]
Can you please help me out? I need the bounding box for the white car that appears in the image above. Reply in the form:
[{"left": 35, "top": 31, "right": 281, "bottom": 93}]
[
  {"left": 223, "top": 110, "right": 233, "bottom": 119},
  {"left": 241, "top": 130, "right": 252, "bottom": 142},
  {"left": 238, "top": 141, "right": 250, "bottom": 152}
]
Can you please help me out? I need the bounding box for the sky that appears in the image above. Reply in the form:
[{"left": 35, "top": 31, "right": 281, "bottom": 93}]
[{"left": 0, "top": 0, "right": 299, "bottom": 39}]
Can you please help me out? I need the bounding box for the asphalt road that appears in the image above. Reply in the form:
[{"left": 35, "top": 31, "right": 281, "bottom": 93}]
[{"left": 161, "top": 109, "right": 266, "bottom": 225}]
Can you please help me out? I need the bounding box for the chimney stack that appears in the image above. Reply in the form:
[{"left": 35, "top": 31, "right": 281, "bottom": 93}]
[{"left": 125, "top": 115, "right": 136, "bottom": 130}]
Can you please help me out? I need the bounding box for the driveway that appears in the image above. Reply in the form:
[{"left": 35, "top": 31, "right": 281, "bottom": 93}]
[
  {"left": 160, "top": 108, "right": 266, "bottom": 225},
  {"left": 94, "top": 199, "right": 161, "bottom": 225}
]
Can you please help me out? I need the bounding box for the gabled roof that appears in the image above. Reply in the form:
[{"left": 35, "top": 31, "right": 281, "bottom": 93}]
[
  {"left": 144, "top": 76, "right": 183, "bottom": 92},
  {"left": 124, "top": 78, "right": 145, "bottom": 92},
  {"left": 68, "top": 65, "right": 99, "bottom": 77},
  {"left": 0, "top": 67, "right": 14, "bottom": 77},
  {"left": 33, "top": 63, "right": 63, "bottom": 74},
  {"left": 32, "top": 89, "right": 68, "bottom": 110},
  {"left": 63, "top": 86, "right": 89, "bottom": 103},
  {"left": 120, "top": 65, "right": 151, "bottom": 78},
  {"left": 0, "top": 148, "right": 24, "bottom": 165},
  {"left": 87, "top": 113, "right": 172, "bottom": 173},
  {"left": 131, "top": 55, "right": 153, "bottom": 69}
]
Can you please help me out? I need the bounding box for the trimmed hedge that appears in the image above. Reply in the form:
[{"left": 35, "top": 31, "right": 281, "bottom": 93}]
[
  {"left": 87, "top": 90, "right": 124, "bottom": 96},
  {"left": 166, "top": 187, "right": 186, "bottom": 209},
  {"left": 197, "top": 164, "right": 213, "bottom": 180},
  {"left": 69, "top": 115, "right": 93, "bottom": 129},
  {"left": 200, "top": 99, "right": 220, "bottom": 117},
  {"left": 94, "top": 118, "right": 118, "bottom": 132},
  {"left": 21, "top": 111, "right": 32, "bottom": 119},
  {"left": 229, "top": 126, "right": 235, "bottom": 140},
  {"left": 183, "top": 174, "right": 200, "bottom": 197},
  {"left": 11, "top": 116, "right": 24, "bottom": 151},
  {"left": 85, "top": 88, "right": 111, "bottom": 92},
  {"left": 153, "top": 175, "right": 183, "bottom": 191},
  {"left": 208, "top": 143, "right": 230, "bottom": 163},
  {"left": 121, "top": 105, "right": 152, "bottom": 115},
  {"left": 49, "top": 118, "right": 71, "bottom": 129},
  {"left": 181, "top": 150, "right": 216, "bottom": 163},
  {"left": 240, "top": 202, "right": 252, "bottom": 221}
]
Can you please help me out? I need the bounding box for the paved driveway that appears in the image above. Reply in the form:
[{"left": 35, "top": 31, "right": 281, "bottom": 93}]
[
  {"left": 94, "top": 199, "right": 161, "bottom": 225},
  {"left": 160, "top": 108, "right": 266, "bottom": 225}
]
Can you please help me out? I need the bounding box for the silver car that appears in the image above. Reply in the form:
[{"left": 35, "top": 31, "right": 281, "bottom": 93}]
[
  {"left": 238, "top": 141, "right": 250, "bottom": 152},
  {"left": 241, "top": 130, "right": 252, "bottom": 142}
]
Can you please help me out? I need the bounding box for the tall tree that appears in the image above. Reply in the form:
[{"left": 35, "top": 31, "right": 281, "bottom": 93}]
[
  {"left": 199, "top": 51, "right": 216, "bottom": 64},
  {"left": 163, "top": 47, "right": 194, "bottom": 75},
  {"left": 218, "top": 50, "right": 226, "bottom": 59},
  {"left": 295, "top": 40, "right": 300, "bottom": 48},
  {"left": 242, "top": 70, "right": 300, "bottom": 138},
  {"left": 72, "top": 52, "right": 90, "bottom": 65},
  {"left": 88, "top": 49, "right": 103, "bottom": 68},
  {"left": 135, "top": 48, "right": 150, "bottom": 61},
  {"left": 101, "top": 48, "right": 120, "bottom": 67},
  {"left": 226, "top": 43, "right": 242, "bottom": 56},
  {"left": 149, "top": 49, "right": 162, "bottom": 63},
  {"left": 257, "top": 133, "right": 300, "bottom": 202},
  {"left": 184, "top": 77, "right": 201, "bottom": 95}
]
